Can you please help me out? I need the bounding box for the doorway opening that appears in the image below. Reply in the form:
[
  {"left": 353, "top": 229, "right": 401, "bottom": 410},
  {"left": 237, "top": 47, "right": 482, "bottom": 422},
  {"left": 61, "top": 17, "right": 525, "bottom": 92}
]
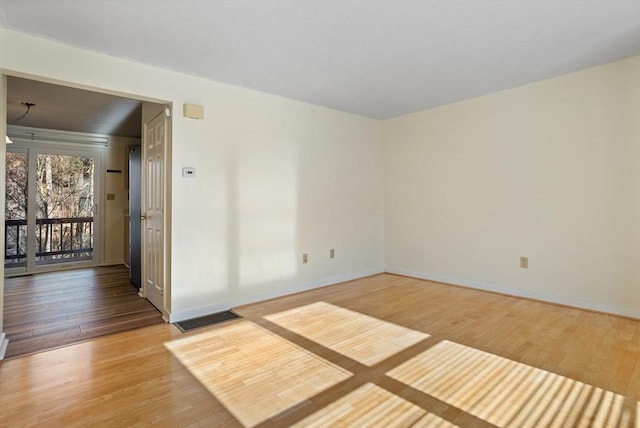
[{"left": 2, "top": 75, "right": 171, "bottom": 357}]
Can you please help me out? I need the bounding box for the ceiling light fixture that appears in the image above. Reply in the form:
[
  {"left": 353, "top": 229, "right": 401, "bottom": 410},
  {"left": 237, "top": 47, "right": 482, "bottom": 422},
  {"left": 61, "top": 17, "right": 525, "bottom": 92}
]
[{"left": 14, "top": 102, "right": 36, "bottom": 122}]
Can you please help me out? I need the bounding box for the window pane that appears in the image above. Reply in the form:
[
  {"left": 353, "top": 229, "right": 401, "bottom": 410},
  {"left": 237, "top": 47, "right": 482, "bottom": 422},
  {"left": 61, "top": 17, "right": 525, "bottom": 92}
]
[
  {"left": 35, "top": 154, "right": 95, "bottom": 266},
  {"left": 5, "top": 151, "right": 28, "bottom": 268}
]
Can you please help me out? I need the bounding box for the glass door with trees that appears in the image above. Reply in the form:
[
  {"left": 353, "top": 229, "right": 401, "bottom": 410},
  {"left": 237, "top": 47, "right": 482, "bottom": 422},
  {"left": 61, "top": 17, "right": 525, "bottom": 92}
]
[{"left": 5, "top": 144, "right": 102, "bottom": 274}]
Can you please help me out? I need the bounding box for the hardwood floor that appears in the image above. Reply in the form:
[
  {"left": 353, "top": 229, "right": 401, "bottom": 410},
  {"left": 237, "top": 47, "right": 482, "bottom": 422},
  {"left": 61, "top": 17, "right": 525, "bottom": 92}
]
[
  {"left": 2, "top": 265, "right": 164, "bottom": 358},
  {"left": 1, "top": 273, "right": 638, "bottom": 427}
]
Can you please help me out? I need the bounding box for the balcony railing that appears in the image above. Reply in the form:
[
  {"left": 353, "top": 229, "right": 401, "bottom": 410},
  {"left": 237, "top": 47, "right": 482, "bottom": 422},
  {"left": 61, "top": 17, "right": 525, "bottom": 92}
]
[{"left": 5, "top": 217, "right": 93, "bottom": 266}]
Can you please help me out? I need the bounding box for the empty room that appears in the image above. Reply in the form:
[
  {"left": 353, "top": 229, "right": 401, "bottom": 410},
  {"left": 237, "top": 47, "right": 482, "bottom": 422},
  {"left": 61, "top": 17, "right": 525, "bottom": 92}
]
[{"left": 0, "top": 1, "right": 639, "bottom": 427}]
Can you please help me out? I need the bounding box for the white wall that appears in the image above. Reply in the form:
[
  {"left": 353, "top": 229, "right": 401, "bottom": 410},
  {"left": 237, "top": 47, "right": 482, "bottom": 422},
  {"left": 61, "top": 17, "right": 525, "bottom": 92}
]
[
  {"left": 384, "top": 56, "right": 640, "bottom": 317},
  {"left": 171, "top": 85, "right": 383, "bottom": 319},
  {"left": 104, "top": 136, "right": 140, "bottom": 266},
  {"left": 0, "top": 30, "right": 384, "bottom": 321}
]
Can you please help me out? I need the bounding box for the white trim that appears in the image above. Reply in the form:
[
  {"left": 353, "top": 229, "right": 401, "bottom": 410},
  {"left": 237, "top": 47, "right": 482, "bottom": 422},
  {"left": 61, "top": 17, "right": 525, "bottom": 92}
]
[
  {"left": 0, "top": 333, "right": 8, "bottom": 360},
  {"left": 385, "top": 266, "right": 640, "bottom": 319},
  {"left": 102, "top": 259, "right": 125, "bottom": 266},
  {"left": 5, "top": 261, "right": 99, "bottom": 277},
  {"left": 169, "top": 267, "right": 384, "bottom": 323}
]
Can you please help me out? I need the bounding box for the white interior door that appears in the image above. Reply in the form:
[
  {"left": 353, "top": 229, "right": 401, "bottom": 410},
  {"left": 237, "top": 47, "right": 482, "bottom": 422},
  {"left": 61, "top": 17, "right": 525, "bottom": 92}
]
[{"left": 142, "top": 111, "right": 166, "bottom": 315}]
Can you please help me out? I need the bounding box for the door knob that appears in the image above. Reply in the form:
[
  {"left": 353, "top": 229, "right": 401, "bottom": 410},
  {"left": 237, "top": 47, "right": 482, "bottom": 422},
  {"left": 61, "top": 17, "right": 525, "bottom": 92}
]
[{"left": 141, "top": 215, "right": 148, "bottom": 220}]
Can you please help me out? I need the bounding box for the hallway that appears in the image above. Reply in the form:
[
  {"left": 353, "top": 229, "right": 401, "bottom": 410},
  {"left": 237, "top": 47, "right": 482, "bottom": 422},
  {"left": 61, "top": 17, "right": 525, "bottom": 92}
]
[{"left": 3, "top": 265, "right": 163, "bottom": 358}]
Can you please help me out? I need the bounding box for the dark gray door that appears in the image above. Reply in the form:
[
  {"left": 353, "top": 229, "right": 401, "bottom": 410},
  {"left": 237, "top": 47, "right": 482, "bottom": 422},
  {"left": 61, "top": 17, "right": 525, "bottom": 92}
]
[{"left": 129, "top": 146, "right": 142, "bottom": 289}]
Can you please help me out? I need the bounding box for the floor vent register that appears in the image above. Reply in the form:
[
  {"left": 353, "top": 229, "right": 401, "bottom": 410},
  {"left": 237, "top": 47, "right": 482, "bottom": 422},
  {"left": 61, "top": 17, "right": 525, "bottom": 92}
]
[{"left": 174, "top": 310, "right": 242, "bottom": 333}]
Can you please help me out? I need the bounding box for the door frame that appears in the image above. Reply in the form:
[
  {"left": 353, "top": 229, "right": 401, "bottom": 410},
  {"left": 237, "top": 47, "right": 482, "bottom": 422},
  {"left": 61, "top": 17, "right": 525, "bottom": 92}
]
[{"left": 1, "top": 75, "right": 7, "bottom": 358}]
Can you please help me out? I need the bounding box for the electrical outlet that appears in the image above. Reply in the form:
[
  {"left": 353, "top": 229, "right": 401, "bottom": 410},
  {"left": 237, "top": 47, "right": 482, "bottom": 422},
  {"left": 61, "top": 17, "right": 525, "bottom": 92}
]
[
  {"left": 330, "top": 248, "right": 335, "bottom": 259},
  {"left": 520, "top": 256, "right": 528, "bottom": 269},
  {"left": 302, "top": 253, "right": 308, "bottom": 264}
]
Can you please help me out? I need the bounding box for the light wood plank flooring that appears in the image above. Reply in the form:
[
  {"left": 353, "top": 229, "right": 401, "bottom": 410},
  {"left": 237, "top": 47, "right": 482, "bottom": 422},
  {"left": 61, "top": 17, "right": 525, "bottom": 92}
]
[
  {"left": 1, "top": 273, "right": 638, "bottom": 427},
  {"left": 2, "top": 265, "right": 164, "bottom": 358}
]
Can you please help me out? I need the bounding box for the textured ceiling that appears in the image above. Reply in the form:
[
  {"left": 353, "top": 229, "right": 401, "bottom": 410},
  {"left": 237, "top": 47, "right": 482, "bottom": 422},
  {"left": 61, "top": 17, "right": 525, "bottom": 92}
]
[
  {"left": 1, "top": 0, "right": 639, "bottom": 119},
  {"left": 7, "top": 77, "right": 142, "bottom": 138}
]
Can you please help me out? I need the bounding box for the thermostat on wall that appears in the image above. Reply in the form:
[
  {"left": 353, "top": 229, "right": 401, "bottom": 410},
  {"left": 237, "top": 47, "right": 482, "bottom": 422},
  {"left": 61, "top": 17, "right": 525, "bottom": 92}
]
[{"left": 182, "top": 167, "right": 196, "bottom": 177}]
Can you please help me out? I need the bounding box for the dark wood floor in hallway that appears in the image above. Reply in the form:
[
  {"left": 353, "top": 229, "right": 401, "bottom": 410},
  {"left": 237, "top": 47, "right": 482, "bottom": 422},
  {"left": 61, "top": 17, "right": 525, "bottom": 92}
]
[{"left": 3, "top": 265, "right": 164, "bottom": 358}]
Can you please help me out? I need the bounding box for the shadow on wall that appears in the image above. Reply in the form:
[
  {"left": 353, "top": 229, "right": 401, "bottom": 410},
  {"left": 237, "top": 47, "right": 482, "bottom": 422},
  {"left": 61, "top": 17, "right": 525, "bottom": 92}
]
[
  {"left": 219, "top": 132, "right": 298, "bottom": 301},
  {"left": 232, "top": 135, "right": 298, "bottom": 288},
  {"left": 172, "top": 103, "right": 381, "bottom": 319}
]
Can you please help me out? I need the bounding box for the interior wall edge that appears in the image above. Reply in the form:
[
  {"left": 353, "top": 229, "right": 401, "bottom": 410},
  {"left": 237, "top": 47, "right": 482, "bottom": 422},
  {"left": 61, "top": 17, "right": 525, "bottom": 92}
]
[{"left": 0, "top": 73, "right": 6, "bottom": 337}]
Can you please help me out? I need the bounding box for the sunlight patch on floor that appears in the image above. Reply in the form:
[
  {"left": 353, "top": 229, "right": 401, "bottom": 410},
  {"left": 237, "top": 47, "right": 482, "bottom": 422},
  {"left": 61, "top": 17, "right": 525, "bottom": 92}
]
[
  {"left": 165, "top": 306, "right": 637, "bottom": 427},
  {"left": 387, "top": 340, "right": 632, "bottom": 427},
  {"left": 265, "top": 301, "right": 429, "bottom": 366},
  {"left": 165, "top": 320, "right": 351, "bottom": 427},
  {"left": 291, "top": 382, "right": 458, "bottom": 428}
]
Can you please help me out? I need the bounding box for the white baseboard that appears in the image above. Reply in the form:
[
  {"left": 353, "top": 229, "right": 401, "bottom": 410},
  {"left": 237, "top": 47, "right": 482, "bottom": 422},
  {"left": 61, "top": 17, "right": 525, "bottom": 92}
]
[
  {"left": 0, "top": 333, "right": 9, "bottom": 360},
  {"left": 102, "top": 259, "right": 125, "bottom": 266},
  {"left": 169, "top": 267, "right": 384, "bottom": 323},
  {"left": 385, "top": 266, "right": 640, "bottom": 319}
]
